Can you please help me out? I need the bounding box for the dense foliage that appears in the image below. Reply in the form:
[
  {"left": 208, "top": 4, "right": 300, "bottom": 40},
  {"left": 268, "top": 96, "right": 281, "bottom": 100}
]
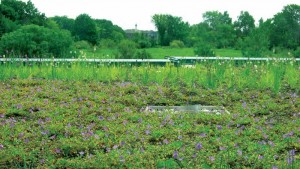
[
  {"left": 50, "top": 16, "right": 75, "bottom": 34},
  {"left": 0, "top": 24, "right": 73, "bottom": 57},
  {"left": 0, "top": 0, "right": 46, "bottom": 37},
  {"left": 234, "top": 11, "right": 255, "bottom": 39},
  {"left": 94, "top": 19, "right": 125, "bottom": 44},
  {"left": 152, "top": 14, "right": 189, "bottom": 46},
  {"left": 74, "top": 14, "right": 98, "bottom": 45},
  {"left": 270, "top": 4, "right": 300, "bottom": 50},
  {"left": 194, "top": 41, "right": 215, "bottom": 57},
  {"left": 116, "top": 40, "right": 137, "bottom": 59},
  {"left": 152, "top": 5, "right": 299, "bottom": 57}
]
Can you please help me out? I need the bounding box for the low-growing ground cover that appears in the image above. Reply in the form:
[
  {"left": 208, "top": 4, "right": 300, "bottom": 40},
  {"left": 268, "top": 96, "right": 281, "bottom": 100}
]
[
  {"left": 0, "top": 77, "right": 299, "bottom": 168},
  {"left": 0, "top": 60, "right": 299, "bottom": 168}
]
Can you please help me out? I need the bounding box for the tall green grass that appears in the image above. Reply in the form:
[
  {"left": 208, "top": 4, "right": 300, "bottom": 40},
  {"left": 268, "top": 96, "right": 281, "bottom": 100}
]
[{"left": 0, "top": 60, "right": 298, "bottom": 93}]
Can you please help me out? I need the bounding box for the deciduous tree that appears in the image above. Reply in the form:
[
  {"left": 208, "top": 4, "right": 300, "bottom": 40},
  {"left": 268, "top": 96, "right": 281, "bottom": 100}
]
[
  {"left": 0, "top": 0, "right": 46, "bottom": 37},
  {"left": 94, "top": 19, "right": 125, "bottom": 43},
  {"left": 201, "top": 11, "right": 235, "bottom": 48},
  {"left": 202, "top": 11, "right": 232, "bottom": 30},
  {"left": 152, "top": 14, "right": 189, "bottom": 46},
  {"left": 0, "top": 24, "right": 73, "bottom": 58},
  {"left": 270, "top": 4, "right": 300, "bottom": 49},
  {"left": 51, "top": 16, "right": 75, "bottom": 33},
  {"left": 234, "top": 11, "right": 255, "bottom": 39},
  {"left": 74, "top": 14, "right": 98, "bottom": 45}
]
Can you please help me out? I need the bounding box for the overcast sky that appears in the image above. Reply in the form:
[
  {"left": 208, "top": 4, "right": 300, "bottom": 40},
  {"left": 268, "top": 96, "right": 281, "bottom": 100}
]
[{"left": 22, "top": 0, "right": 299, "bottom": 30}]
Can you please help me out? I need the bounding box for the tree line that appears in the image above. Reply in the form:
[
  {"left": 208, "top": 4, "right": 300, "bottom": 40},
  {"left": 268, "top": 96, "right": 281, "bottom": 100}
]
[
  {"left": 0, "top": 0, "right": 299, "bottom": 58},
  {"left": 152, "top": 5, "right": 300, "bottom": 57}
]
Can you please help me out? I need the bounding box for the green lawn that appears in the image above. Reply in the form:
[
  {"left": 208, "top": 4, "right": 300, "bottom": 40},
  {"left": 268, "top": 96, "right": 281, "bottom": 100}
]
[
  {"left": 83, "top": 48, "right": 243, "bottom": 59},
  {"left": 145, "top": 47, "right": 195, "bottom": 58},
  {"left": 83, "top": 48, "right": 117, "bottom": 59},
  {"left": 215, "top": 48, "right": 243, "bottom": 57}
]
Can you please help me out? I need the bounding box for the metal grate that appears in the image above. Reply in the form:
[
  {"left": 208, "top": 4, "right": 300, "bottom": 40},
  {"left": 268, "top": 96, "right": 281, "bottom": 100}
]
[{"left": 145, "top": 105, "right": 230, "bottom": 115}]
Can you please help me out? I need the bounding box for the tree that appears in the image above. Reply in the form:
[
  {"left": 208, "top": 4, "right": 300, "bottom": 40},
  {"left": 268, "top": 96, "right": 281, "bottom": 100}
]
[
  {"left": 258, "top": 18, "right": 272, "bottom": 47},
  {"left": 187, "top": 23, "right": 211, "bottom": 47},
  {"left": 74, "top": 14, "right": 98, "bottom": 45},
  {"left": 270, "top": 4, "right": 300, "bottom": 49},
  {"left": 51, "top": 16, "right": 75, "bottom": 33},
  {"left": 202, "top": 11, "right": 232, "bottom": 30},
  {"left": 0, "top": 0, "right": 46, "bottom": 37},
  {"left": 0, "top": 0, "right": 46, "bottom": 25},
  {"left": 0, "top": 24, "right": 73, "bottom": 58},
  {"left": 22, "top": 0, "right": 46, "bottom": 25},
  {"left": 152, "top": 14, "right": 189, "bottom": 46},
  {"left": 94, "top": 19, "right": 125, "bottom": 44},
  {"left": 234, "top": 11, "right": 255, "bottom": 39},
  {"left": 44, "top": 19, "right": 60, "bottom": 29},
  {"left": 95, "top": 19, "right": 114, "bottom": 40},
  {"left": 215, "top": 24, "right": 236, "bottom": 48},
  {"left": 240, "top": 28, "right": 269, "bottom": 57},
  {"left": 132, "top": 32, "right": 152, "bottom": 48},
  {"left": 201, "top": 11, "right": 235, "bottom": 48},
  {"left": 0, "top": 16, "right": 19, "bottom": 37}
]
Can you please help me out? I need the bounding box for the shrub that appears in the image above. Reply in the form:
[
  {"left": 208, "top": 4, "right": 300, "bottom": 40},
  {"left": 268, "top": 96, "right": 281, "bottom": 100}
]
[
  {"left": 170, "top": 40, "right": 185, "bottom": 48},
  {"left": 73, "top": 40, "right": 91, "bottom": 50},
  {"left": 135, "top": 49, "right": 152, "bottom": 59},
  {"left": 234, "top": 38, "right": 244, "bottom": 50},
  {"left": 293, "top": 47, "right": 300, "bottom": 58},
  {"left": 194, "top": 41, "right": 215, "bottom": 57},
  {"left": 116, "top": 40, "right": 137, "bottom": 59},
  {"left": 241, "top": 48, "right": 264, "bottom": 58},
  {"left": 98, "top": 39, "right": 116, "bottom": 49},
  {"left": 137, "top": 40, "right": 152, "bottom": 49}
]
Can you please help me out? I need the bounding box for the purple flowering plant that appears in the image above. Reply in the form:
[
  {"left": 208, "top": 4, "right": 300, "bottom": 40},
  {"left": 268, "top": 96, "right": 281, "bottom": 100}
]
[{"left": 0, "top": 65, "right": 299, "bottom": 168}]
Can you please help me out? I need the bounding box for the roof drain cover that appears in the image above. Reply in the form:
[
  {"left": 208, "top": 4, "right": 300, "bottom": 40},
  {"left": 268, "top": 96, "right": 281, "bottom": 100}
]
[{"left": 145, "top": 105, "right": 230, "bottom": 115}]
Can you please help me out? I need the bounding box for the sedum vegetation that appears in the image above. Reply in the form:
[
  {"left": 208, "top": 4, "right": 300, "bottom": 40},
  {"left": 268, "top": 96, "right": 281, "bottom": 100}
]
[
  {"left": 0, "top": 45, "right": 299, "bottom": 169},
  {"left": 0, "top": 63, "right": 299, "bottom": 168}
]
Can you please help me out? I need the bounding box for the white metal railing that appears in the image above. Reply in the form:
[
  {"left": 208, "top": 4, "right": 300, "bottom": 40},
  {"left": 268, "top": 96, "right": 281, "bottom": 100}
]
[
  {"left": 169, "top": 56, "right": 300, "bottom": 61},
  {"left": 0, "top": 58, "right": 170, "bottom": 62},
  {"left": 0, "top": 57, "right": 299, "bottom": 62}
]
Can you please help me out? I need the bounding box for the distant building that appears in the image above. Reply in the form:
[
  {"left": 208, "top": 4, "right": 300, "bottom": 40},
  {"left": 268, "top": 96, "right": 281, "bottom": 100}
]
[{"left": 125, "top": 25, "right": 158, "bottom": 43}]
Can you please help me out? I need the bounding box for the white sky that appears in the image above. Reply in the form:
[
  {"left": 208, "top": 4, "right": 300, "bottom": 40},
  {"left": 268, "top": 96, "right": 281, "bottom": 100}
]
[{"left": 22, "top": 0, "right": 299, "bottom": 30}]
